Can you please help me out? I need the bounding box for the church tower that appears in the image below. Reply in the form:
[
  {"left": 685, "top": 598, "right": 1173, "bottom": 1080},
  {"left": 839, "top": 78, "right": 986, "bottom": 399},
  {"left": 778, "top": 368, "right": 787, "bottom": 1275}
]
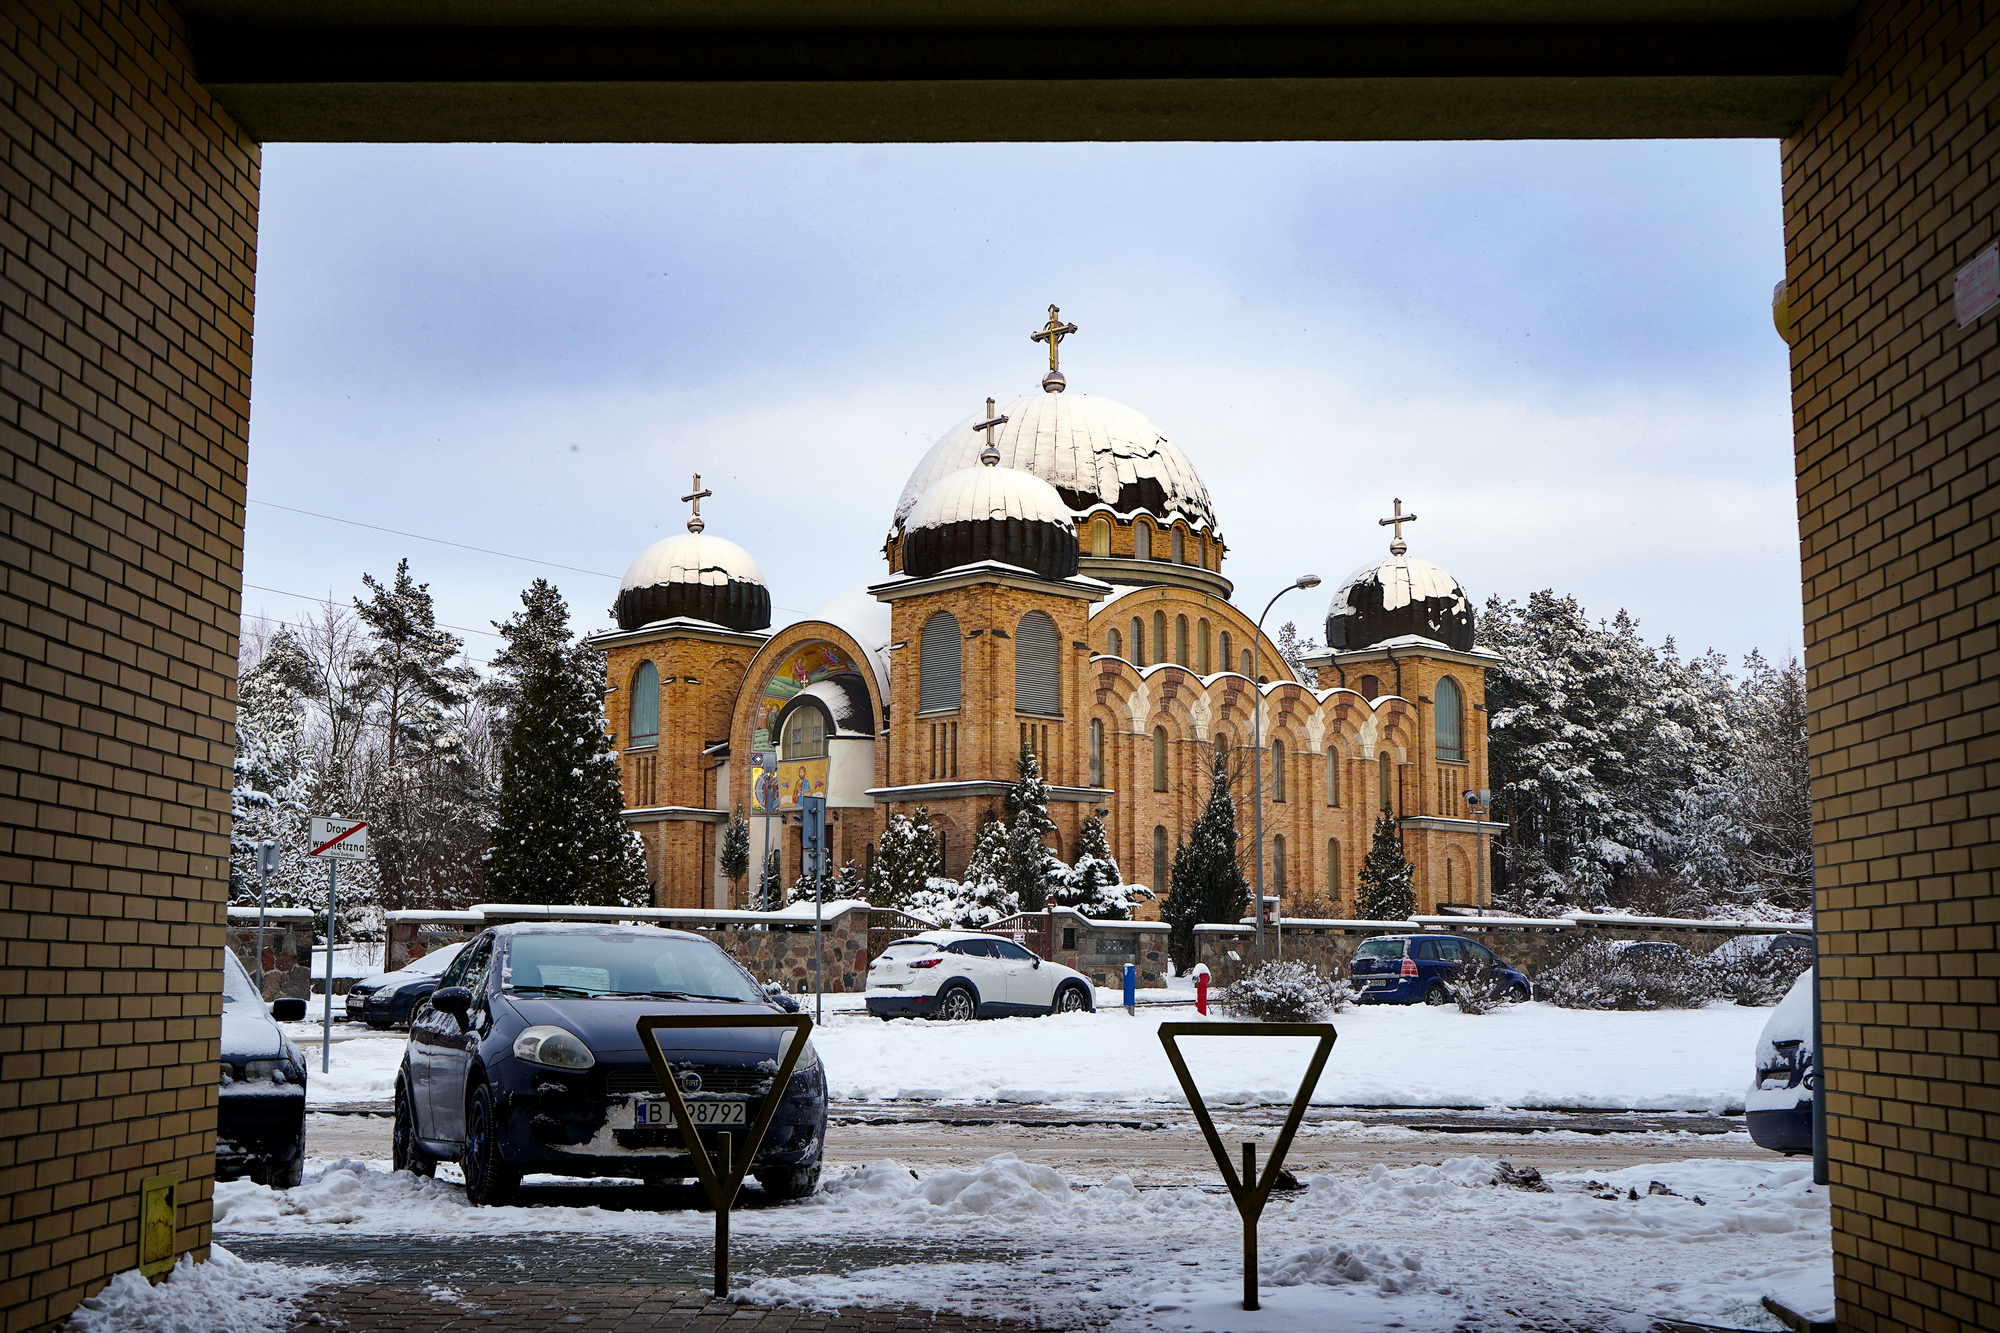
[{"left": 1300, "top": 501, "right": 1502, "bottom": 912}]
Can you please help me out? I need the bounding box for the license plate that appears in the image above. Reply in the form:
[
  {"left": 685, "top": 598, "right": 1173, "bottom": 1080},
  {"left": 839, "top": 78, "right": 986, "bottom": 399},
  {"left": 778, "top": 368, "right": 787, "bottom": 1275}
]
[{"left": 633, "top": 1097, "right": 747, "bottom": 1128}]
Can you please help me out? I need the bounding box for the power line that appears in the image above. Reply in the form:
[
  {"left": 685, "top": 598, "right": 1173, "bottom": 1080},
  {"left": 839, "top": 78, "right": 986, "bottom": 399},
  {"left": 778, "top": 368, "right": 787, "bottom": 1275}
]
[
  {"left": 248, "top": 499, "right": 621, "bottom": 580},
  {"left": 242, "top": 580, "right": 503, "bottom": 647}
]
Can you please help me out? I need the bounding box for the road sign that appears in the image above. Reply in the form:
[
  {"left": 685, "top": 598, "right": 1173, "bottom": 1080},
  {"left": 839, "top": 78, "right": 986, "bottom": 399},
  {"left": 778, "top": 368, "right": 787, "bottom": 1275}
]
[
  {"left": 800, "top": 796, "right": 826, "bottom": 879},
  {"left": 308, "top": 818, "right": 369, "bottom": 860}
]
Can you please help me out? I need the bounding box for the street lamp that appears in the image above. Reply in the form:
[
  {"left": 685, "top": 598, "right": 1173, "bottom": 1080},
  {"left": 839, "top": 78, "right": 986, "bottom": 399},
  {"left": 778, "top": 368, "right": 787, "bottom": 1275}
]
[
  {"left": 1462, "top": 789, "right": 1492, "bottom": 914},
  {"left": 1252, "top": 574, "right": 1322, "bottom": 965}
]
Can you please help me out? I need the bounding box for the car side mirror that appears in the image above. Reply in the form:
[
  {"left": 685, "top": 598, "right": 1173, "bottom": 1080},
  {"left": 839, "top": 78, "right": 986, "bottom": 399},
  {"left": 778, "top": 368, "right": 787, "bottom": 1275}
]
[
  {"left": 432, "top": 986, "right": 473, "bottom": 1027},
  {"left": 270, "top": 997, "right": 306, "bottom": 1021},
  {"left": 1032, "top": 957, "right": 1041, "bottom": 968}
]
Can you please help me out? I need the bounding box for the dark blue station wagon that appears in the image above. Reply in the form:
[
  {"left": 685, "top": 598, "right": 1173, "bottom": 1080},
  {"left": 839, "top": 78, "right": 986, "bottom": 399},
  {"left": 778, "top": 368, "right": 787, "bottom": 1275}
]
[{"left": 1349, "top": 934, "right": 1533, "bottom": 1005}]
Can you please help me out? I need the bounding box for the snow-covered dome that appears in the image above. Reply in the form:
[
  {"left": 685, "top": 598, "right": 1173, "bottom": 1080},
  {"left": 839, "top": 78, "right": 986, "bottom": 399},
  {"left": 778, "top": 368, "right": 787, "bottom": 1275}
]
[
  {"left": 615, "top": 531, "right": 771, "bottom": 633},
  {"left": 901, "top": 464, "right": 1079, "bottom": 581},
  {"left": 892, "top": 391, "right": 1215, "bottom": 532},
  {"left": 1326, "top": 552, "right": 1475, "bottom": 652}
]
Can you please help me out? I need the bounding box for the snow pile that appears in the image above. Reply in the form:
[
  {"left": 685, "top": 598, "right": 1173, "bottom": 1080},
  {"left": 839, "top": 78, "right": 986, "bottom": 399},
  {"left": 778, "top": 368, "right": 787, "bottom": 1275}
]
[
  {"left": 821, "top": 1154, "right": 1077, "bottom": 1222},
  {"left": 66, "top": 1244, "right": 337, "bottom": 1333},
  {"left": 1266, "top": 1242, "right": 1426, "bottom": 1293},
  {"left": 215, "top": 1158, "right": 463, "bottom": 1228},
  {"left": 286, "top": 1032, "right": 405, "bottom": 1104}
]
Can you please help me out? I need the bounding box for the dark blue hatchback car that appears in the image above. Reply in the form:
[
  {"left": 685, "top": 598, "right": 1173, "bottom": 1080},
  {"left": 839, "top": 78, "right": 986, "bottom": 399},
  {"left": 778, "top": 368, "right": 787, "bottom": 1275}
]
[{"left": 1349, "top": 934, "right": 1533, "bottom": 1005}]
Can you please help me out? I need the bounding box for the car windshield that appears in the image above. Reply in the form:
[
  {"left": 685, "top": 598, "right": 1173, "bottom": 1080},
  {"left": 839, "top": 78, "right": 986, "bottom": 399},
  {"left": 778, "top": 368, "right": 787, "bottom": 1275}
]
[
  {"left": 1355, "top": 939, "right": 1405, "bottom": 959},
  {"left": 221, "top": 949, "right": 262, "bottom": 1006},
  {"left": 504, "top": 931, "right": 763, "bottom": 1001}
]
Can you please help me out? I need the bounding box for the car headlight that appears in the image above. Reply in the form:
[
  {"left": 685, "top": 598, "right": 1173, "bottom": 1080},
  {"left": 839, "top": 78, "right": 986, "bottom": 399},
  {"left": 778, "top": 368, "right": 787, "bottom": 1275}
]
[
  {"left": 513, "top": 1025, "right": 596, "bottom": 1070},
  {"left": 776, "top": 1029, "right": 820, "bottom": 1073},
  {"left": 218, "top": 1063, "right": 235, "bottom": 1086}
]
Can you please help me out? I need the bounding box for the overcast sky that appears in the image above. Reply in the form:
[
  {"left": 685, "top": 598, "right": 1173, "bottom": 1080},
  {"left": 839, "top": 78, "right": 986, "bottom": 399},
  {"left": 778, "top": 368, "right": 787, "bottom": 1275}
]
[{"left": 244, "top": 139, "right": 1798, "bottom": 672}]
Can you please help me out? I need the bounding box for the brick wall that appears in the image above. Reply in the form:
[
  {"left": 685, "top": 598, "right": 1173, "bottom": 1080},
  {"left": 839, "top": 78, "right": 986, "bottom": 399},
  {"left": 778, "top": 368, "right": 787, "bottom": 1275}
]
[
  {"left": 0, "top": 0, "right": 257, "bottom": 1326},
  {"left": 1783, "top": 3, "right": 2000, "bottom": 1331}
]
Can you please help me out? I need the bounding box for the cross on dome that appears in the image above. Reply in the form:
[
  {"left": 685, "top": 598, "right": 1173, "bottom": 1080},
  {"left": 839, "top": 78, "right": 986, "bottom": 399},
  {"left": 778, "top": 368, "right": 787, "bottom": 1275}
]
[
  {"left": 1378, "top": 497, "right": 1418, "bottom": 555},
  {"left": 1031, "top": 305, "right": 1078, "bottom": 393},
  {"left": 974, "top": 396, "right": 1009, "bottom": 466},
  {"left": 681, "top": 474, "right": 713, "bottom": 534}
]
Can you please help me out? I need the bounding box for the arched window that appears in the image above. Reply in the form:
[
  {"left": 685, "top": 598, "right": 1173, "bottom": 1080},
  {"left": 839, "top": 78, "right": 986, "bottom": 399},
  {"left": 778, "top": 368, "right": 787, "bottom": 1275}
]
[
  {"left": 1435, "top": 676, "right": 1466, "bottom": 763},
  {"left": 1106, "top": 627, "right": 1122, "bottom": 659},
  {"left": 1137, "top": 521, "right": 1154, "bottom": 561},
  {"left": 1153, "top": 611, "right": 1167, "bottom": 664},
  {"left": 1170, "top": 526, "right": 1185, "bottom": 564},
  {"left": 1131, "top": 617, "right": 1146, "bottom": 667},
  {"left": 1241, "top": 649, "right": 1254, "bottom": 678},
  {"left": 1273, "top": 834, "right": 1286, "bottom": 891},
  {"left": 1089, "top": 718, "right": 1104, "bottom": 787},
  {"left": 1378, "top": 751, "right": 1394, "bottom": 812},
  {"left": 1175, "top": 615, "right": 1189, "bottom": 666},
  {"left": 1219, "top": 631, "right": 1233, "bottom": 673},
  {"left": 1152, "top": 726, "right": 1169, "bottom": 791},
  {"left": 781, "top": 704, "right": 826, "bottom": 758},
  {"left": 1359, "top": 674, "right": 1380, "bottom": 700},
  {"left": 1090, "top": 516, "right": 1111, "bottom": 558},
  {"left": 1271, "top": 739, "right": 1286, "bottom": 801},
  {"left": 1153, "top": 825, "right": 1169, "bottom": 893},
  {"left": 1327, "top": 837, "right": 1341, "bottom": 896},
  {"left": 1197, "top": 619, "right": 1211, "bottom": 674},
  {"left": 1015, "top": 610, "right": 1061, "bottom": 716},
  {"left": 629, "top": 661, "right": 659, "bottom": 747},
  {"left": 919, "top": 611, "right": 962, "bottom": 713},
  {"left": 1325, "top": 749, "right": 1340, "bottom": 806}
]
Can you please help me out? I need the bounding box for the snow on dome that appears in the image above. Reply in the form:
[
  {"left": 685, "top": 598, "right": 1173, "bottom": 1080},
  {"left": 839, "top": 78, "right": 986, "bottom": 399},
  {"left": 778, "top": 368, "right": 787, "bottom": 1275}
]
[
  {"left": 1326, "top": 552, "right": 1475, "bottom": 652},
  {"left": 904, "top": 465, "right": 1074, "bottom": 532},
  {"left": 901, "top": 464, "right": 1079, "bottom": 581},
  {"left": 614, "top": 531, "right": 771, "bottom": 633},
  {"left": 892, "top": 391, "right": 1215, "bottom": 533}
]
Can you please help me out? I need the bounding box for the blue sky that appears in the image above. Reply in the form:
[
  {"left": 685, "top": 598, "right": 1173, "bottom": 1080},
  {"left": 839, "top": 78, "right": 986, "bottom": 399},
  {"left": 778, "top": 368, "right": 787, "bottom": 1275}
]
[{"left": 244, "top": 139, "right": 1797, "bottom": 669}]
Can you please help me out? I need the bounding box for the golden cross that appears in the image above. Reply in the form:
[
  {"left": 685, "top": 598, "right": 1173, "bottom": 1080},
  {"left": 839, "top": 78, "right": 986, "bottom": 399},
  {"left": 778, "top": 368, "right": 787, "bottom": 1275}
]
[
  {"left": 974, "top": 396, "right": 1009, "bottom": 465},
  {"left": 1031, "top": 304, "right": 1078, "bottom": 374},
  {"left": 681, "top": 474, "right": 713, "bottom": 534},
  {"left": 1378, "top": 498, "right": 1417, "bottom": 554}
]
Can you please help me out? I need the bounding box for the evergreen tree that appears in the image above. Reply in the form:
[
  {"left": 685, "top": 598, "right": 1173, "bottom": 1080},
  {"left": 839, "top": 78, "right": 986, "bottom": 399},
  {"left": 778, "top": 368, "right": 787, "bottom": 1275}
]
[
  {"left": 719, "top": 816, "right": 751, "bottom": 905},
  {"left": 230, "top": 630, "right": 317, "bottom": 907},
  {"left": 1160, "top": 739, "right": 1249, "bottom": 973},
  {"left": 908, "top": 819, "right": 1017, "bottom": 928},
  {"left": 485, "top": 580, "right": 649, "bottom": 907},
  {"left": 1002, "top": 742, "right": 1064, "bottom": 912},
  {"left": 760, "top": 847, "right": 783, "bottom": 909},
  {"left": 1356, "top": 812, "right": 1416, "bottom": 920},
  {"left": 868, "top": 808, "right": 943, "bottom": 910},
  {"left": 1053, "top": 814, "right": 1147, "bottom": 919},
  {"left": 1274, "top": 621, "right": 1320, "bottom": 682}
]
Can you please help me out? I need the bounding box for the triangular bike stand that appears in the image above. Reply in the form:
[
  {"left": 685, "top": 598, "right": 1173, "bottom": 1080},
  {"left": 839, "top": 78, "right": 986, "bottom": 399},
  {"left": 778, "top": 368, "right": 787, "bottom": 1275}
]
[
  {"left": 636, "top": 1013, "right": 815, "bottom": 1299},
  {"left": 1157, "top": 1021, "right": 1338, "bottom": 1311}
]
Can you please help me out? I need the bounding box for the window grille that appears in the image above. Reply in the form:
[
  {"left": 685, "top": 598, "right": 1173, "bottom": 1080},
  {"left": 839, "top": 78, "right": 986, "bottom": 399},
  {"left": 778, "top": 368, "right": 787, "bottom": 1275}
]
[{"left": 919, "top": 611, "right": 962, "bottom": 713}]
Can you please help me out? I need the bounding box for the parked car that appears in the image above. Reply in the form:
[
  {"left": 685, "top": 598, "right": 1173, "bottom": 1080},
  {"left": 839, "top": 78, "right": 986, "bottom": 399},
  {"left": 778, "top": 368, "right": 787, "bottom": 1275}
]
[
  {"left": 345, "top": 941, "right": 468, "bottom": 1028},
  {"left": 1746, "top": 966, "right": 1815, "bottom": 1155},
  {"left": 865, "top": 931, "right": 1095, "bottom": 1020},
  {"left": 218, "top": 949, "right": 310, "bottom": 1185},
  {"left": 396, "top": 923, "right": 826, "bottom": 1205},
  {"left": 1348, "top": 934, "right": 1532, "bottom": 1006},
  {"left": 1707, "top": 933, "right": 1814, "bottom": 965},
  {"left": 1606, "top": 939, "right": 1696, "bottom": 963}
]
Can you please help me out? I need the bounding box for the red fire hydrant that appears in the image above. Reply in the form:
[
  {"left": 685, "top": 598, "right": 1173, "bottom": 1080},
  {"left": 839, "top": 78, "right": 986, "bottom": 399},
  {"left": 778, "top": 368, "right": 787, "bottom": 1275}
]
[{"left": 1194, "top": 963, "right": 1211, "bottom": 1015}]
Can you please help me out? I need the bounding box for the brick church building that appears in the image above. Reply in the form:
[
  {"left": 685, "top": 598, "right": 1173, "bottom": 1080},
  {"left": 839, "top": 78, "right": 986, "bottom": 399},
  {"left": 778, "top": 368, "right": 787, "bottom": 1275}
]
[{"left": 590, "top": 312, "right": 1498, "bottom": 916}]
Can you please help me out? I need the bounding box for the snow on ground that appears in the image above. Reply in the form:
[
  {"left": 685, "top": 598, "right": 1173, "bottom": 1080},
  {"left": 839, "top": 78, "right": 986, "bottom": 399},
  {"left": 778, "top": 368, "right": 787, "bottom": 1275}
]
[
  {"left": 296, "top": 1000, "right": 1772, "bottom": 1113},
  {"left": 214, "top": 1151, "right": 1829, "bottom": 1333},
  {"left": 65, "top": 1244, "right": 341, "bottom": 1333}
]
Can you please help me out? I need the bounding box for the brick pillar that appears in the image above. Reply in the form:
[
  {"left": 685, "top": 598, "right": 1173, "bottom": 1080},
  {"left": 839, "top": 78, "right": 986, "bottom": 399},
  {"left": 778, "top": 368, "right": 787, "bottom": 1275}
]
[
  {"left": 1784, "top": 3, "right": 2000, "bottom": 1330},
  {"left": 1, "top": 2, "right": 258, "bottom": 1326}
]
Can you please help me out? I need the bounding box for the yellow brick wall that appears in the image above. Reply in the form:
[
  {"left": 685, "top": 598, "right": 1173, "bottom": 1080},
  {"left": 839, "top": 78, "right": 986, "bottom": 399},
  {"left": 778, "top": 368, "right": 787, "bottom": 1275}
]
[
  {"left": 1784, "top": 3, "right": 2000, "bottom": 1329},
  {"left": 0, "top": 1, "right": 258, "bottom": 1325}
]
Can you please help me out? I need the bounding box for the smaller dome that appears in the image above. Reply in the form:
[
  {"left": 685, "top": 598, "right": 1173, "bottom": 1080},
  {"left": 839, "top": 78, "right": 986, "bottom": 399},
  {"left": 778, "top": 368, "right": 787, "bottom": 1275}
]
[
  {"left": 1326, "top": 553, "right": 1474, "bottom": 652},
  {"left": 615, "top": 532, "right": 771, "bottom": 632},
  {"left": 901, "top": 465, "right": 1079, "bottom": 581}
]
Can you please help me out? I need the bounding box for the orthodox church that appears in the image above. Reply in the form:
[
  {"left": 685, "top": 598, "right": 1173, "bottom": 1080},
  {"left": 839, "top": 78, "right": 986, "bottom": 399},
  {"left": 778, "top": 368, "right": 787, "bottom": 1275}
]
[{"left": 589, "top": 309, "right": 1499, "bottom": 918}]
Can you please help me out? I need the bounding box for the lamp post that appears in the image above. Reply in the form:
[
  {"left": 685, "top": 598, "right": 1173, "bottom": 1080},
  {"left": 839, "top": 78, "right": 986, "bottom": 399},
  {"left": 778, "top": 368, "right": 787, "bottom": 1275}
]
[
  {"left": 1251, "top": 575, "right": 1322, "bottom": 965},
  {"left": 1462, "top": 789, "right": 1492, "bottom": 914}
]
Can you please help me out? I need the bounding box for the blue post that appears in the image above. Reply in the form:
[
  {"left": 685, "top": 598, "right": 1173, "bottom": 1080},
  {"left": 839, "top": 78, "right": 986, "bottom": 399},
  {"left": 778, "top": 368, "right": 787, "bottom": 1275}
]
[{"left": 1123, "top": 962, "right": 1136, "bottom": 1015}]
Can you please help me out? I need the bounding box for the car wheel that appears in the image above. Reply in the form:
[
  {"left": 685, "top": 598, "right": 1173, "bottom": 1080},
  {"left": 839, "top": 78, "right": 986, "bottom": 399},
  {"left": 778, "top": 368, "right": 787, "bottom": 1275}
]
[
  {"left": 1506, "top": 984, "right": 1531, "bottom": 1004},
  {"left": 1422, "top": 982, "right": 1450, "bottom": 1006},
  {"left": 393, "top": 1081, "right": 434, "bottom": 1179},
  {"left": 936, "top": 986, "right": 977, "bottom": 1021},
  {"left": 461, "top": 1083, "right": 518, "bottom": 1206},
  {"left": 754, "top": 1164, "right": 821, "bottom": 1201},
  {"left": 1055, "top": 983, "right": 1091, "bottom": 1014}
]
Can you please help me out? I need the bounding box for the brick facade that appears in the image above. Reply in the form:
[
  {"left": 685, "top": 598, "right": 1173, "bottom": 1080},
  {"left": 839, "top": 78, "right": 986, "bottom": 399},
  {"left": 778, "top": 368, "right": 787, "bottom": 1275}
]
[
  {"left": 0, "top": 0, "right": 257, "bottom": 1325},
  {"left": 1784, "top": 4, "right": 2000, "bottom": 1330}
]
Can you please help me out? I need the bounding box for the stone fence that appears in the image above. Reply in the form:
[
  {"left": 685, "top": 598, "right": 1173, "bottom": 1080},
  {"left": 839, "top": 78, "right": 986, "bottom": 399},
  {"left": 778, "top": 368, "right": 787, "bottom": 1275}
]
[
  {"left": 1194, "top": 912, "right": 1807, "bottom": 987},
  {"left": 223, "top": 907, "right": 315, "bottom": 1001},
  {"left": 383, "top": 901, "right": 936, "bottom": 995},
  {"left": 987, "top": 910, "right": 1173, "bottom": 988}
]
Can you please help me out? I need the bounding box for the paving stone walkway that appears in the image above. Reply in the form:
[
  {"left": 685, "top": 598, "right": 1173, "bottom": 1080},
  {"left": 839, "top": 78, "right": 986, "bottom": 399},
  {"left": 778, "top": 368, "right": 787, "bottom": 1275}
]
[{"left": 291, "top": 1285, "right": 1060, "bottom": 1332}]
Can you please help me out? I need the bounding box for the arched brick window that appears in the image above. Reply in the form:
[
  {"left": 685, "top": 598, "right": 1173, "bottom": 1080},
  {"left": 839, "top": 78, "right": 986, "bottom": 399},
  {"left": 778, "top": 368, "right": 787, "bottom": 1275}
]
[
  {"left": 629, "top": 660, "right": 659, "bottom": 747},
  {"left": 1435, "top": 676, "right": 1466, "bottom": 763},
  {"left": 1271, "top": 739, "right": 1287, "bottom": 802},
  {"left": 1152, "top": 726, "right": 1169, "bottom": 791},
  {"left": 920, "top": 611, "right": 962, "bottom": 713},
  {"left": 1015, "top": 610, "right": 1061, "bottom": 717},
  {"left": 1089, "top": 718, "right": 1104, "bottom": 787},
  {"left": 1197, "top": 619, "right": 1211, "bottom": 674}
]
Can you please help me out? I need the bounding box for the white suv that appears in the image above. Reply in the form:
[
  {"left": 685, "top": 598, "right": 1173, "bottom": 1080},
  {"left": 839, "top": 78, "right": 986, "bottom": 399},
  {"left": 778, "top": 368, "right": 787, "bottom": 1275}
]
[{"left": 865, "top": 931, "right": 1095, "bottom": 1021}]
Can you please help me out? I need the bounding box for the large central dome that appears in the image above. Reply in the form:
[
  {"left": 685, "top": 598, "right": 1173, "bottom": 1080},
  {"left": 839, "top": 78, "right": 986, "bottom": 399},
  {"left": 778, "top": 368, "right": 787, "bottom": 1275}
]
[{"left": 891, "top": 391, "right": 1215, "bottom": 533}]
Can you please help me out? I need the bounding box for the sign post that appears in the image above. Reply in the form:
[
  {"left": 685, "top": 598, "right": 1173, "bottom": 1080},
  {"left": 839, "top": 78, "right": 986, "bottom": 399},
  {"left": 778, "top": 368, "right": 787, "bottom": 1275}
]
[
  {"left": 801, "top": 794, "right": 827, "bottom": 1024},
  {"left": 307, "top": 818, "right": 368, "bottom": 1072}
]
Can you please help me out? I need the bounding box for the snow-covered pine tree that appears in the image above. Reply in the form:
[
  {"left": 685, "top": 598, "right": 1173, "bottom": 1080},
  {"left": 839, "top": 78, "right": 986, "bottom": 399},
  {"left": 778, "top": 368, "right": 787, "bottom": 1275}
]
[
  {"left": 1355, "top": 812, "right": 1416, "bottom": 920},
  {"left": 1053, "top": 814, "right": 1147, "bottom": 919},
  {"left": 485, "top": 579, "right": 649, "bottom": 907},
  {"left": 720, "top": 815, "right": 751, "bottom": 906},
  {"left": 836, "top": 858, "right": 868, "bottom": 901},
  {"left": 760, "top": 847, "right": 783, "bottom": 910},
  {"left": 1160, "top": 739, "right": 1248, "bottom": 973},
  {"left": 1002, "top": 741, "right": 1064, "bottom": 912},
  {"left": 907, "top": 819, "right": 1017, "bottom": 928},
  {"left": 1273, "top": 621, "right": 1320, "bottom": 682},
  {"left": 230, "top": 630, "right": 318, "bottom": 908},
  {"left": 868, "top": 808, "right": 943, "bottom": 910}
]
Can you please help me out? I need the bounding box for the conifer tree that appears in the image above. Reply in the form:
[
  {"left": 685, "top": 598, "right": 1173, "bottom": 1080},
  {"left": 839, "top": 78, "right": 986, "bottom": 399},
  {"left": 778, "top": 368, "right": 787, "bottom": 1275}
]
[
  {"left": 1356, "top": 812, "right": 1416, "bottom": 920},
  {"left": 1002, "top": 741, "right": 1064, "bottom": 912},
  {"left": 230, "top": 630, "right": 317, "bottom": 906},
  {"left": 1054, "top": 814, "right": 1147, "bottom": 919},
  {"left": 719, "top": 816, "right": 751, "bottom": 905},
  {"left": 485, "top": 580, "right": 649, "bottom": 906},
  {"left": 869, "top": 807, "right": 944, "bottom": 910},
  {"left": 1161, "top": 739, "right": 1249, "bottom": 973},
  {"left": 760, "top": 847, "right": 783, "bottom": 909},
  {"left": 909, "top": 819, "right": 1017, "bottom": 928}
]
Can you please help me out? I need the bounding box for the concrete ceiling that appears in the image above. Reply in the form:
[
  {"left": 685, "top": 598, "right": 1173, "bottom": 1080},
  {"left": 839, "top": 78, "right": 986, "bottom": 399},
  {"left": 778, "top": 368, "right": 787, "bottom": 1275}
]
[{"left": 182, "top": 1, "right": 1858, "bottom": 143}]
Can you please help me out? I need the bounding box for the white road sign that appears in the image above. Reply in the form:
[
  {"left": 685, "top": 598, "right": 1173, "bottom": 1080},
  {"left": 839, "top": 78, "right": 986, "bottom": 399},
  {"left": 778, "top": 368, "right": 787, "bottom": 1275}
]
[{"left": 308, "top": 818, "right": 369, "bottom": 860}]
